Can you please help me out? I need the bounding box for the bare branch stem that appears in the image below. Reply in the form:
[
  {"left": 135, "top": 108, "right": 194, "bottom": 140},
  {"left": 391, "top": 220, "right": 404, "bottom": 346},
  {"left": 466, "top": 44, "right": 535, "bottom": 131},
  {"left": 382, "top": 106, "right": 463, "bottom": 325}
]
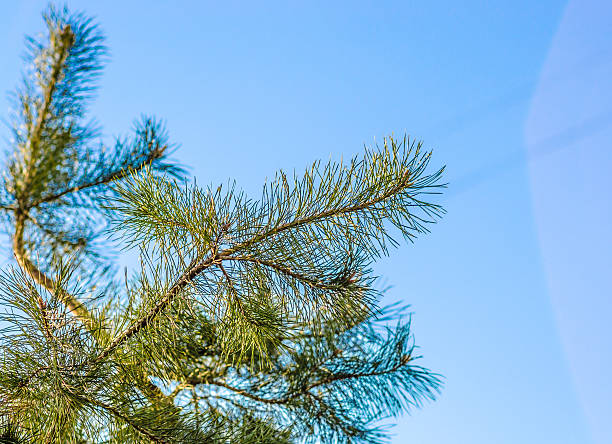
[{"left": 12, "top": 212, "right": 93, "bottom": 329}]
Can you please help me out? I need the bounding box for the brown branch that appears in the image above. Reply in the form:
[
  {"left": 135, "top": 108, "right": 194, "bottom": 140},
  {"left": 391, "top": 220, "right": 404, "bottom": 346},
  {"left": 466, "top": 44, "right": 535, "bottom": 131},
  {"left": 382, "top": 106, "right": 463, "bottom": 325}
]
[
  {"left": 217, "top": 262, "right": 247, "bottom": 318},
  {"left": 75, "top": 394, "right": 170, "bottom": 444},
  {"left": 221, "top": 175, "right": 414, "bottom": 257},
  {"left": 10, "top": 25, "right": 89, "bottom": 324},
  {"left": 229, "top": 256, "right": 342, "bottom": 291},
  {"left": 12, "top": 212, "right": 170, "bottom": 402},
  {"left": 37, "top": 293, "right": 54, "bottom": 343},
  {"left": 12, "top": 212, "right": 93, "bottom": 330},
  {"left": 17, "top": 26, "right": 74, "bottom": 211},
  {"left": 30, "top": 144, "right": 167, "bottom": 207},
  {"left": 94, "top": 255, "right": 217, "bottom": 362},
  {"left": 22, "top": 207, "right": 86, "bottom": 249},
  {"left": 192, "top": 357, "right": 411, "bottom": 406},
  {"left": 274, "top": 357, "right": 411, "bottom": 404},
  {"left": 205, "top": 379, "right": 279, "bottom": 405},
  {"left": 6, "top": 22, "right": 179, "bottom": 417},
  {"left": 32, "top": 167, "right": 132, "bottom": 206}
]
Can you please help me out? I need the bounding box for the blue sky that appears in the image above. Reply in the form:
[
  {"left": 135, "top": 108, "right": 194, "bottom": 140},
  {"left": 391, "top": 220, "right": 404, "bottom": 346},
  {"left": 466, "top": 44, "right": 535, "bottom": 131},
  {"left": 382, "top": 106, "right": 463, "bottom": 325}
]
[{"left": 1, "top": 1, "right": 610, "bottom": 443}]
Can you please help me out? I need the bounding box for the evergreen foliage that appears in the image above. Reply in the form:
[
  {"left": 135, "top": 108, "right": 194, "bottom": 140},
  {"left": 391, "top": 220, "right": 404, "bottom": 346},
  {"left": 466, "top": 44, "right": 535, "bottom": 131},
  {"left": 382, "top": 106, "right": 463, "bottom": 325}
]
[{"left": 0, "top": 5, "right": 446, "bottom": 443}]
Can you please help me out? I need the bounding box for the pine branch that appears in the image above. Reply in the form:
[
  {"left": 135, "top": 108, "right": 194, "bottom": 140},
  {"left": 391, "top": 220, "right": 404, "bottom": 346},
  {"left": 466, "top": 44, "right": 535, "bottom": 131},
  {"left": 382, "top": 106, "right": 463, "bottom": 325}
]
[
  {"left": 30, "top": 142, "right": 168, "bottom": 207},
  {"left": 84, "top": 397, "right": 170, "bottom": 444},
  {"left": 12, "top": 212, "right": 92, "bottom": 329},
  {"left": 228, "top": 256, "right": 349, "bottom": 292},
  {"left": 17, "top": 25, "right": 74, "bottom": 205},
  {"left": 189, "top": 348, "right": 413, "bottom": 407},
  {"left": 2, "top": 5, "right": 446, "bottom": 442},
  {"left": 95, "top": 255, "right": 218, "bottom": 362},
  {"left": 101, "top": 140, "right": 443, "bottom": 362},
  {"left": 275, "top": 355, "right": 414, "bottom": 405},
  {"left": 165, "top": 311, "right": 439, "bottom": 443},
  {"left": 223, "top": 169, "right": 415, "bottom": 257},
  {"left": 3, "top": 10, "right": 177, "bottom": 411}
]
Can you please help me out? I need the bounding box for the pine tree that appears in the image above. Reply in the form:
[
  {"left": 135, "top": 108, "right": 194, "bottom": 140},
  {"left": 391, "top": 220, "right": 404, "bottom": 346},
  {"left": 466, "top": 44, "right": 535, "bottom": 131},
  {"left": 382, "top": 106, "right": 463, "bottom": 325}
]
[{"left": 0, "top": 5, "right": 446, "bottom": 443}]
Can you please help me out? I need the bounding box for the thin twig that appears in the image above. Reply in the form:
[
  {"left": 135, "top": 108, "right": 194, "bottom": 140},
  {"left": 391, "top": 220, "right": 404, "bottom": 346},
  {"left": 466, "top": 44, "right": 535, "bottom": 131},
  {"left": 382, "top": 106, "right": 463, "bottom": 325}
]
[{"left": 30, "top": 144, "right": 167, "bottom": 207}]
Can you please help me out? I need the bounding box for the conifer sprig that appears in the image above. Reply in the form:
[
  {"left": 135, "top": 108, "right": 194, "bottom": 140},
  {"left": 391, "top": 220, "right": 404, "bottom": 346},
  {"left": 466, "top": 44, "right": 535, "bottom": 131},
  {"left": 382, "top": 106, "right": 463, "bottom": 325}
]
[
  {"left": 103, "top": 137, "right": 444, "bottom": 362},
  {"left": 0, "top": 4, "right": 446, "bottom": 442}
]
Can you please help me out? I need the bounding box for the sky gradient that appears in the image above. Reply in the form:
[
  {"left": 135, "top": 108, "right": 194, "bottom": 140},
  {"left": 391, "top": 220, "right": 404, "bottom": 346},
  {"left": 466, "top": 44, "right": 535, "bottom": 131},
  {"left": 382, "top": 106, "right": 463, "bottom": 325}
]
[{"left": 1, "top": 1, "right": 610, "bottom": 443}]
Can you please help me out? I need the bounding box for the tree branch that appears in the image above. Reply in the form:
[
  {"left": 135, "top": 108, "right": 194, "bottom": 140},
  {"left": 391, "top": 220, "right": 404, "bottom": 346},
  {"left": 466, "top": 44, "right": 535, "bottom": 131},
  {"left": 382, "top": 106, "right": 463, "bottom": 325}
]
[
  {"left": 94, "top": 255, "right": 218, "bottom": 362},
  {"left": 217, "top": 262, "right": 247, "bottom": 318},
  {"left": 18, "top": 25, "right": 74, "bottom": 204},
  {"left": 81, "top": 395, "right": 170, "bottom": 444},
  {"left": 12, "top": 212, "right": 93, "bottom": 329},
  {"left": 274, "top": 356, "right": 411, "bottom": 404},
  {"left": 228, "top": 256, "right": 344, "bottom": 291},
  {"left": 30, "top": 144, "right": 167, "bottom": 207},
  {"left": 193, "top": 356, "right": 412, "bottom": 406},
  {"left": 12, "top": 211, "right": 171, "bottom": 402},
  {"left": 222, "top": 174, "right": 415, "bottom": 257},
  {"left": 93, "top": 176, "right": 419, "bottom": 362}
]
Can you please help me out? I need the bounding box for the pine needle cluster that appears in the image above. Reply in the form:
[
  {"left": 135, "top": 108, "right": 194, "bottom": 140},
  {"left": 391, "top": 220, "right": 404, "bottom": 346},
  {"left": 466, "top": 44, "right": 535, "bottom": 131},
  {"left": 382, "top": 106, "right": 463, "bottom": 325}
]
[{"left": 0, "top": 5, "right": 446, "bottom": 443}]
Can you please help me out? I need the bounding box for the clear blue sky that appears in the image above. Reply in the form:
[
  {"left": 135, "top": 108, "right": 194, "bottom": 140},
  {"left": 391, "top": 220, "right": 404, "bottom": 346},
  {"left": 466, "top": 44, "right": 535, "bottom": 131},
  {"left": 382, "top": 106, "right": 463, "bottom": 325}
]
[{"left": 1, "top": 1, "right": 610, "bottom": 443}]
